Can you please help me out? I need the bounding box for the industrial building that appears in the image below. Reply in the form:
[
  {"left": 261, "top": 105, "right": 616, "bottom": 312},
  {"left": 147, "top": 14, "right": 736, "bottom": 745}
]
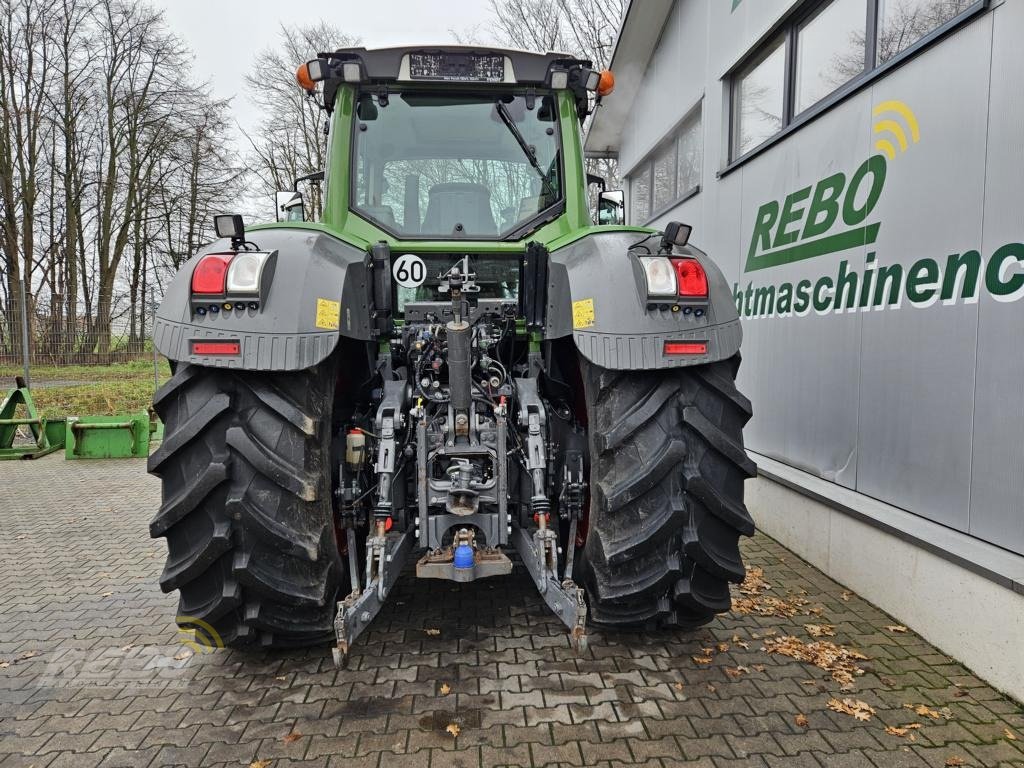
[{"left": 587, "top": 0, "right": 1024, "bottom": 700}]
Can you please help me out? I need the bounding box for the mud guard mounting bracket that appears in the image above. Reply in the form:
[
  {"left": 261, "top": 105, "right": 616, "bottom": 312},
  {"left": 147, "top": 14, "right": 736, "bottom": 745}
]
[
  {"left": 512, "top": 526, "right": 588, "bottom": 653},
  {"left": 332, "top": 528, "right": 414, "bottom": 667}
]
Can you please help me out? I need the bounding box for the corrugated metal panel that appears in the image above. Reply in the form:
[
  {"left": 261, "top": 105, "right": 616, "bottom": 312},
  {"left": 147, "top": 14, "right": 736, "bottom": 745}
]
[
  {"left": 969, "top": 0, "right": 1024, "bottom": 553},
  {"left": 854, "top": 18, "right": 990, "bottom": 531},
  {"left": 737, "top": 94, "right": 872, "bottom": 488}
]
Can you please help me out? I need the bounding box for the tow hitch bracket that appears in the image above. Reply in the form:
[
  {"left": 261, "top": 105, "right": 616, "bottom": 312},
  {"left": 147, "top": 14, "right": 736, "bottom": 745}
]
[
  {"left": 512, "top": 525, "right": 588, "bottom": 653},
  {"left": 332, "top": 528, "right": 413, "bottom": 667}
]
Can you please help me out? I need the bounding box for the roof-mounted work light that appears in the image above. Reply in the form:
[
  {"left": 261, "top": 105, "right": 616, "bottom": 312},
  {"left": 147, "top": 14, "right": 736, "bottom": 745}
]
[
  {"left": 548, "top": 67, "right": 569, "bottom": 90},
  {"left": 213, "top": 214, "right": 246, "bottom": 250}
]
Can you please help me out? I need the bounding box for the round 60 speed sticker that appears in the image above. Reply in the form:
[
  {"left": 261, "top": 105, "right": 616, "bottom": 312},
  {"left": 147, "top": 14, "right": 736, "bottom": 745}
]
[{"left": 393, "top": 254, "right": 427, "bottom": 288}]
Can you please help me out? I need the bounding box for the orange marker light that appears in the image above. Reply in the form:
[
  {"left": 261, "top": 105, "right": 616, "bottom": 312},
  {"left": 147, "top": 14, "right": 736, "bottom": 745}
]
[
  {"left": 597, "top": 69, "right": 615, "bottom": 97},
  {"left": 296, "top": 62, "right": 315, "bottom": 92}
]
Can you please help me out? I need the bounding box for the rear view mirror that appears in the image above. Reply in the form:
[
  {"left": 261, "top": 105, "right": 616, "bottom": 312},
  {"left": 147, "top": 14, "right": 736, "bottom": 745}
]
[
  {"left": 276, "top": 191, "right": 305, "bottom": 222},
  {"left": 596, "top": 189, "right": 624, "bottom": 225}
]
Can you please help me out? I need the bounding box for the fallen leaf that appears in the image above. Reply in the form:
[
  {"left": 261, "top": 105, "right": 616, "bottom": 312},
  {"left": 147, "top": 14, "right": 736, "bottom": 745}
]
[
  {"left": 281, "top": 731, "right": 301, "bottom": 744},
  {"left": 886, "top": 625, "right": 908, "bottom": 634},
  {"left": 805, "top": 624, "right": 836, "bottom": 638},
  {"left": 724, "top": 667, "right": 744, "bottom": 680},
  {"left": 886, "top": 726, "right": 909, "bottom": 737},
  {"left": 904, "top": 703, "right": 942, "bottom": 720},
  {"left": 736, "top": 641, "right": 750, "bottom": 650},
  {"left": 445, "top": 723, "right": 460, "bottom": 738},
  {"left": 673, "top": 682, "right": 684, "bottom": 691},
  {"left": 795, "top": 714, "right": 809, "bottom": 727},
  {"left": 706, "top": 683, "right": 716, "bottom": 693},
  {"left": 0, "top": 661, "right": 9, "bottom": 668},
  {"left": 701, "top": 646, "right": 716, "bottom": 655},
  {"left": 716, "top": 642, "right": 730, "bottom": 653},
  {"left": 731, "top": 634, "right": 741, "bottom": 642},
  {"left": 424, "top": 628, "right": 441, "bottom": 636},
  {"left": 173, "top": 650, "right": 192, "bottom": 661},
  {"left": 827, "top": 697, "right": 876, "bottom": 721},
  {"left": 439, "top": 683, "right": 451, "bottom": 696},
  {"left": 763, "top": 635, "right": 868, "bottom": 687},
  {"left": 17, "top": 650, "right": 38, "bottom": 660},
  {"left": 945, "top": 757, "right": 965, "bottom": 767},
  {"left": 101, "top": 592, "right": 113, "bottom": 598},
  {"left": 15, "top": 535, "right": 26, "bottom": 540},
  {"left": 1005, "top": 728, "right": 1018, "bottom": 741},
  {"left": 275, "top": 676, "right": 287, "bottom": 682},
  {"left": 691, "top": 655, "right": 712, "bottom": 665},
  {"left": 249, "top": 761, "right": 271, "bottom": 768},
  {"left": 752, "top": 664, "right": 765, "bottom": 673},
  {"left": 842, "top": 590, "right": 854, "bottom": 601},
  {"left": 120, "top": 644, "right": 135, "bottom": 652}
]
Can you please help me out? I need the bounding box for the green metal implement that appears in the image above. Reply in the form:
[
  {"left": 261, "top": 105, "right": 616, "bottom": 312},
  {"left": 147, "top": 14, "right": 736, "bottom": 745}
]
[
  {"left": 65, "top": 412, "right": 152, "bottom": 459},
  {"left": 0, "top": 377, "right": 66, "bottom": 460}
]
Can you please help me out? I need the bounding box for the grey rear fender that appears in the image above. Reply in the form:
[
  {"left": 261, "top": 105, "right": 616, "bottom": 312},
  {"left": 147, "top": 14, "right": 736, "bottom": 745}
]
[
  {"left": 153, "top": 227, "right": 372, "bottom": 370},
  {"left": 545, "top": 231, "right": 741, "bottom": 370}
]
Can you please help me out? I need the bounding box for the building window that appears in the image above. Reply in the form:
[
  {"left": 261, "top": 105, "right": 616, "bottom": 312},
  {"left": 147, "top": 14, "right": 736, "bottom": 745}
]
[
  {"left": 630, "top": 166, "right": 651, "bottom": 224},
  {"left": 795, "top": 0, "right": 866, "bottom": 114},
  {"left": 734, "top": 39, "right": 786, "bottom": 158},
  {"left": 876, "top": 0, "right": 977, "bottom": 64},
  {"left": 729, "top": 0, "right": 984, "bottom": 161},
  {"left": 627, "top": 105, "right": 703, "bottom": 225}
]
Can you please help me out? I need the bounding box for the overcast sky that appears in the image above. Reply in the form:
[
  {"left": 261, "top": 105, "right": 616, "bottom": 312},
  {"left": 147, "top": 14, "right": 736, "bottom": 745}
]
[{"left": 159, "top": 0, "right": 494, "bottom": 144}]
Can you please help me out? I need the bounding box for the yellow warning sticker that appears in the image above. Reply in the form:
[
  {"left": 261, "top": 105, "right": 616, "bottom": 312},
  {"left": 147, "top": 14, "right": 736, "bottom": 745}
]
[
  {"left": 572, "top": 298, "right": 596, "bottom": 329},
  {"left": 315, "top": 298, "right": 340, "bottom": 330}
]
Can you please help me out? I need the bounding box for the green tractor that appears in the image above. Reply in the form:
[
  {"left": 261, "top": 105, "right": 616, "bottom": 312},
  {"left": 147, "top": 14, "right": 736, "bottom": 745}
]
[{"left": 148, "top": 46, "right": 755, "bottom": 663}]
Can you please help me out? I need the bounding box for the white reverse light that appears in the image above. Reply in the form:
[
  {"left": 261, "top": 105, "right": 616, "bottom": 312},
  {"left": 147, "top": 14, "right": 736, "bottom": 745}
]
[
  {"left": 639, "top": 256, "right": 677, "bottom": 297},
  {"left": 342, "top": 62, "right": 362, "bottom": 82},
  {"left": 550, "top": 69, "right": 569, "bottom": 90},
  {"left": 226, "top": 252, "right": 270, "bottom": 294}
]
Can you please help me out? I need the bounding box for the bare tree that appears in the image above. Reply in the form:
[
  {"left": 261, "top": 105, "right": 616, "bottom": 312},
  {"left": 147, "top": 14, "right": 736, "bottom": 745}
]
[{"left": 245, "top": 23, "right": 359, "bottom": 221}]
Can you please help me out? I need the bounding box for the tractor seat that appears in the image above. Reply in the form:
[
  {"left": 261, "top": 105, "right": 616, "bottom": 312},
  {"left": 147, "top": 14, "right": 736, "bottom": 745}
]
[{"left": 421, "top": 183, "right": 497, "bottom": 236}]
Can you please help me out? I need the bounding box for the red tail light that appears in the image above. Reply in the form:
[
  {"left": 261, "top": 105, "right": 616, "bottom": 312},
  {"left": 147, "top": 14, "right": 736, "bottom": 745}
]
[
  {"left": 671, "top": 258, "right": 708, "bottom": 298},
  {"left": 191, "top": 254, "right": 233, "bottom": 294},
  {"left": 191, "top": 340, "right": 240, "bottom": 355},
  {"left": 664, "top": 341, "right": 707, "bottom": 356}
]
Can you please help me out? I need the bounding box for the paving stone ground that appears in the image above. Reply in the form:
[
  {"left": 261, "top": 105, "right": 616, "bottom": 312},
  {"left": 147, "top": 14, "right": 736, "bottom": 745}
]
[{"left": 1, "top": 453, "right": 1022, "bottom": 768}]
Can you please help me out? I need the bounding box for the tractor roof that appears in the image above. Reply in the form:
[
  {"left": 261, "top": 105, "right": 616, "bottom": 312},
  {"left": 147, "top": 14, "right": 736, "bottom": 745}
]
[{"left": 316, "top": 45, "right": 593, "bottom": 87}]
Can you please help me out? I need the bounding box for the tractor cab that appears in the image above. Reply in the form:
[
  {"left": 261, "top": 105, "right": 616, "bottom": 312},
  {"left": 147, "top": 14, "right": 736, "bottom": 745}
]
[{"left": 291, "top": 46, "right": 617, "bottom": 239}]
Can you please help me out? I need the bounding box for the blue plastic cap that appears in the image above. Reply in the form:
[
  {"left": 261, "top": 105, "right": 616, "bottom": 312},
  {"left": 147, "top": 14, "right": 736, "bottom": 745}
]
[{"left": 453, "top": 543, "right": 475, "bottom": 569}]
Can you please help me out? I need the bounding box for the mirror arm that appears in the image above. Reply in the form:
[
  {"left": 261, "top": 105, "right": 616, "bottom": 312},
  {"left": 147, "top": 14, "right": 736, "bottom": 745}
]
[{"left": 293, "top": 170, "right": 326, "bottom": 192}]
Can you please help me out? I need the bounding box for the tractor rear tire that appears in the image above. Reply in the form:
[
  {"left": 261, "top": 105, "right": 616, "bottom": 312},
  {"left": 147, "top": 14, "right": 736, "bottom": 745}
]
[
  {"left": 148, "top": 359, "right": 343, "bottom": 648},
  {"left": 577, "top": 355, "right": 756, "bottom": 629}
]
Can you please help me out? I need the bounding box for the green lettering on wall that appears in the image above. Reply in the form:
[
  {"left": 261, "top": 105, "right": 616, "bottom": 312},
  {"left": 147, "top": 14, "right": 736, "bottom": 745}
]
[
  {"left": 813, "top": 276, "right": 834, "bottom": 312},
  {"left": 802, "top": 172, "right": 846, "bottom": 240},
  {"left": 843, "top": 155, "right": 887, "bottom": 226},
  {"left": 941, "top": 251, "right": 981, "bottom": 302},
  {"left": 986, "top": 243, "right": 1024, "bottom": 298},
  {"left": 773, "top": 186, "right": 812, "bottom": 249},
  {"left": 776, "top": 282, "right": 793, "bottom": 314},
  {"left": 793, "top": 280, "right": 812, "bottom": 313},
  {"left": 753, "top": 285, "right": 776, "bottom": 316},
  {"left": 906, "top": 258, "right": 940, "bottom": 303},
  {"left": 873, "top": 263, "right": 903, "bottom": 307},
  {"left": 747, "top": 202, "right": 779, "bottom": 265}
]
